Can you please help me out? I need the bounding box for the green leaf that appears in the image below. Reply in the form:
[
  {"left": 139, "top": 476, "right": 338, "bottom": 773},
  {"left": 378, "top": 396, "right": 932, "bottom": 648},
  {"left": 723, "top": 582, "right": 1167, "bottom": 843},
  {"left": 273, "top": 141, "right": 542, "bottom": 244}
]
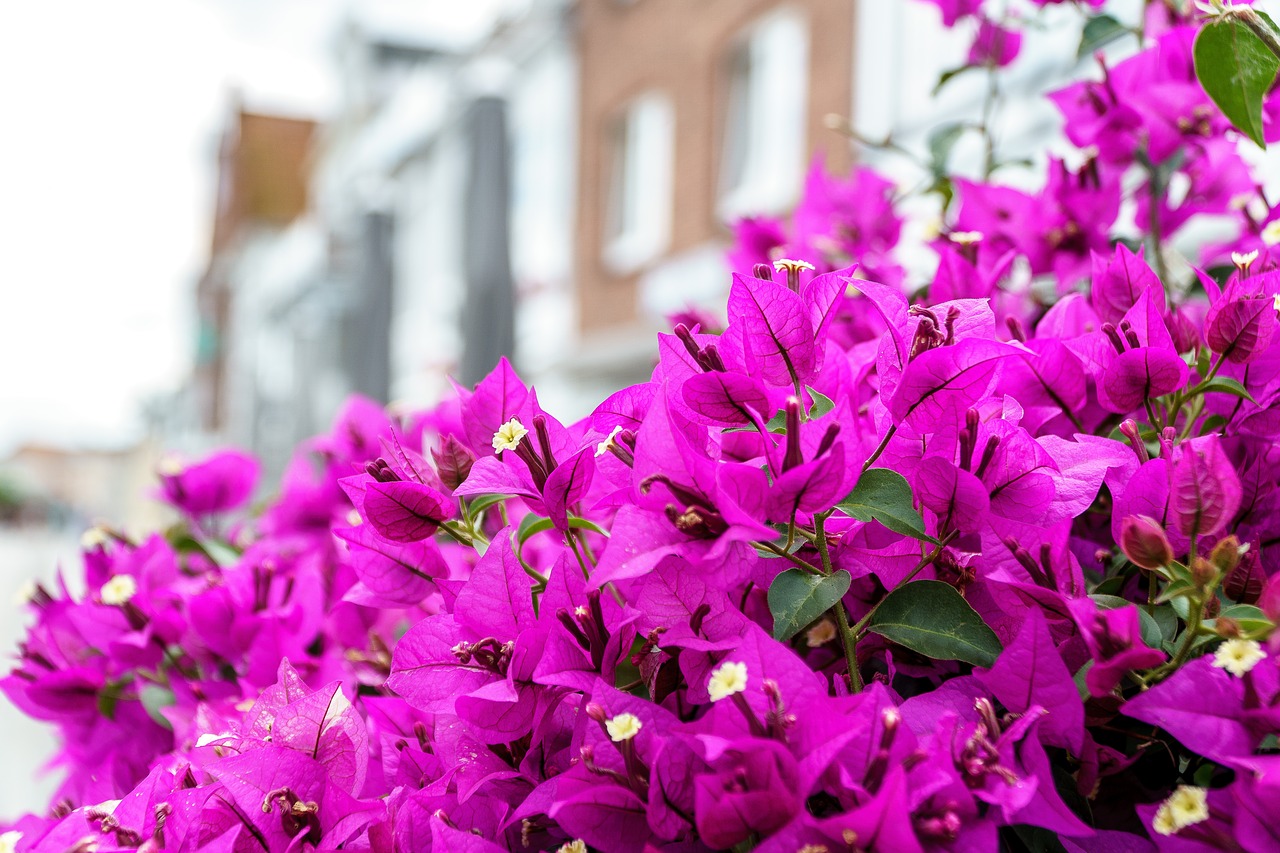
[
  {"left": 1078, "top": 13, "right": 1128, "bottom": 59},
  {"left": 768, "top": 569, "right": 852, "bottom": 641},
  {"left": 1194, "top": 17, "right": 1280, "bottom": 148},
  {"left": 761, "top": 387, "right": 835, "bottom": 432},
  {"left": 1209, "top": 603, "right": 1275, "bottom": 637},
  {"left": 837, "top": 468, "right": 938, "bottom": 544},
  {"left": 140, "top": 683, "right": 176, "bottom": 730},
  {"left": 866, "top": 580, "right": 1003, "bottom": 667},
  {"left": 164, "top": 524, "right": 241, "bottom": 567},
  {"left": 808, "top": 388, "right": 836, "bottom": 419},
  {"left": 97, "top": 678, "right": 129, "bottom": 721},
  {"left": 467, "top": 494, "right": 511, "bottom": 515},
  {"left": 515, "top": 514, "right": 606, "bottom": 546},
  {"left": 1073, "top": 660, "right": 1095, "bottom": 701},
  {"left": 516, "top": 514, "right": 554, "bottom": 544},
  {"left": 1198, "top": 376, "right": 1256, "bottom": 403},
  {"left": 927, "top": 123, "right": 965, "bottom": 179},
  {"left": 567, "top": 516, "right": 610, "bottom": 538}
]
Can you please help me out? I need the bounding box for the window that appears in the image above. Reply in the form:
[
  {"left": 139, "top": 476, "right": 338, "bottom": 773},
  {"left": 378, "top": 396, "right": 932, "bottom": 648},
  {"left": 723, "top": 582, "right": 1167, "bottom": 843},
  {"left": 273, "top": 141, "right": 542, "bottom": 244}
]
[
  {"left": 717, "top": 8, "right": 809, "bottom": 221},
  {"left": 603, "top": 92, "right": 674, "bottom": 274}
]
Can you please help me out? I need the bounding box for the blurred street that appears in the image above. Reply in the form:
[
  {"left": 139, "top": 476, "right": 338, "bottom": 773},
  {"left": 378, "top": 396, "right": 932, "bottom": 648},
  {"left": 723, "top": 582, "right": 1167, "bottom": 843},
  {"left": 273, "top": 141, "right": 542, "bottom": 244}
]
[{"left": 0, "top": 530, "right": 76, "bottom": 818}]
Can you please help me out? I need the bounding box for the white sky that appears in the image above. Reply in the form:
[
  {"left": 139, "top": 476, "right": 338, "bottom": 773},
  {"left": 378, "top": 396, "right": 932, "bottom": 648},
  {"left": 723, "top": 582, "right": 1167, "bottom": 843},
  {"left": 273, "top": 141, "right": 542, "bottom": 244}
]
[{"left": 0, "top": 0, "right": 500, "bottom": 455}]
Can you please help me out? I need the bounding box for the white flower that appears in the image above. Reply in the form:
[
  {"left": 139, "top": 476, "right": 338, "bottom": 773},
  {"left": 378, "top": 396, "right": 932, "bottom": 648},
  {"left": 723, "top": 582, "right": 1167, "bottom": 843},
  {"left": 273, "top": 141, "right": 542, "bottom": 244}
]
[
  {"left": 0, "top": 831, "right": 21, "bottom": 853},
  {"left": 772, "top": 258, "right": 815, "bottom": 273},
  {"left": 605, "top": 712, "right": 643, "bottom": 742},
  {"left": 492, "top": 418, "right": 528, "bottom": 453},
  {"left": 556, "top": 841, "right": 587, "bottom": 853},
  {"left": 100, "top": 574, "right": 138, "bottom": 606},
  {"left": 1213, "top": 638, "right": 1266, "bottom": 677},
  {"left": 1232, "top": 250, "right": 1258, "bottom": 270},
  {"left": 595, "top": 425, "right": 624, "bottom": 458},
  {"left": 950, "top": 230, "right": 984, "bottom": 245},
  {"left": 708, "top": 660, "right": 748, "bottom": 702},
  {"left": 1152, "top": 802, "right": 1179, "bottom": 836},
  {"left": 1262, "top": 220, "right": 1280, "bottom": 246},
  {"left": 157, "top": 454, "right": 186, "bottom": 476},
  {"left": 80, "top": 526, "right": 111, "bottom": 551},
  {"left": 11, "top": 579, "right": 36, "bottom": 608},
  {"left": 1152, "top": 785, "right": 1209, "bottom": 835},
  {"left": 1194, "top": 0, "right": 1229, "bottom": 16}
]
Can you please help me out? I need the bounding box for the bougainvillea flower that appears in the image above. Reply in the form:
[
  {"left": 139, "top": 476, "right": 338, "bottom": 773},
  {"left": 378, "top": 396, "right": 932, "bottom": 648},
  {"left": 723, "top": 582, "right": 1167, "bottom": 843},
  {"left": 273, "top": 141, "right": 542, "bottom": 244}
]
[{"left": 157, "top": 449, "right": 260, "bottom": 516}]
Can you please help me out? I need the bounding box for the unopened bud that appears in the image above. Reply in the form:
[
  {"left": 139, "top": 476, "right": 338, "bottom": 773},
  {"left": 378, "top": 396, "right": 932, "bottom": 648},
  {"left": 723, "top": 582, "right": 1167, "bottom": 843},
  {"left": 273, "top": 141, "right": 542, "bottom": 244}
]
[
  {"left": 431, "top": 435, "right": 476, "bottom": 491},
  {"left": 1119, "top": 515, "right": 1173, "bottom": 570},
  {"left": 1210, "top": 535, "right": 1243, "bottom": 577},
  {"left": 584, "top": 702, "right": 607, "bottom": 723},
  {"left": 1216, "top": 617, "right": 1242, "bottom": 639},
  {"left": 1192, "top": 557, "right": 1220, "bottom": 589}
]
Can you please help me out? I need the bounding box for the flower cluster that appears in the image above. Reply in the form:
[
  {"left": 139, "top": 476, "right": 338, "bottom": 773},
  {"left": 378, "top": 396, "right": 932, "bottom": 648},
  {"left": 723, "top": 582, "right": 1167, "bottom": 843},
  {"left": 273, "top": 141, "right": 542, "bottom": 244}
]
[{"left": 6, "top": 2, "right": 1280, "bottom": 851}]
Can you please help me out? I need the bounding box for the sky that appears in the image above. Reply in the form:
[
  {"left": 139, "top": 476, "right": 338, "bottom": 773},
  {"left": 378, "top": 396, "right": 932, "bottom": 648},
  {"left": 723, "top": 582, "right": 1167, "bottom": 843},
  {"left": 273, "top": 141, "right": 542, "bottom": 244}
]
[{"left": 0, "top": 0, "right": 500, "bottom": 456}]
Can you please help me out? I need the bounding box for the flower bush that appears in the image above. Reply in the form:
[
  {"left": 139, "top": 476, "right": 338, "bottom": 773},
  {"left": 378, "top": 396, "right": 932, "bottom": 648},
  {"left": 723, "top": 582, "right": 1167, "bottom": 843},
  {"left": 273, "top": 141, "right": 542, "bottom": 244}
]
[{"left": 9, "top": 1, "right": 1280, "bottom": 850}]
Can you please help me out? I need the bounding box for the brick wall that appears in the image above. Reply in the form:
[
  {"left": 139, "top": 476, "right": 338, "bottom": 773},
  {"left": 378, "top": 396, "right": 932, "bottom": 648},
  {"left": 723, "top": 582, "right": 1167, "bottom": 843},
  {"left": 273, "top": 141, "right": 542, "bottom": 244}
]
[{"left": 574, "top": 0, "right": 856, "bottom": 334}]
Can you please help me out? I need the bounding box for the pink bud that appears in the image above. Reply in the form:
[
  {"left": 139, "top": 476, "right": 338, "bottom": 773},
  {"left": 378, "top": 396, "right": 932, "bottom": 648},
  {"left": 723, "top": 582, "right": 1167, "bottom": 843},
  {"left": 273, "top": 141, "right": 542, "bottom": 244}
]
[
  {"left": 1119, "top": 515, "right": 1173, "bottom": 570},
  {"left": 431, "top": 434, "right": 476, "bottom": 491}
]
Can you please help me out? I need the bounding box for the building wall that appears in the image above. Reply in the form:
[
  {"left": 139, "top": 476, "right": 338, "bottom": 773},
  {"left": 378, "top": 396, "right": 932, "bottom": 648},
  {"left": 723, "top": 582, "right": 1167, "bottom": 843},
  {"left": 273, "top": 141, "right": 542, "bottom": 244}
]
[{"left": 573, "top": 0, "right": 857, "bottom": 336}]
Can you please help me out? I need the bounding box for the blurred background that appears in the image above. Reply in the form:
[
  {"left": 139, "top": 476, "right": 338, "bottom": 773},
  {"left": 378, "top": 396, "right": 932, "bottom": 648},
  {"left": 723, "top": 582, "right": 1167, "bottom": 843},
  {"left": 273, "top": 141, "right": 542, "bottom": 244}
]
[{"left": 0, "top": 0, "right": 1127, "bottom": 813}]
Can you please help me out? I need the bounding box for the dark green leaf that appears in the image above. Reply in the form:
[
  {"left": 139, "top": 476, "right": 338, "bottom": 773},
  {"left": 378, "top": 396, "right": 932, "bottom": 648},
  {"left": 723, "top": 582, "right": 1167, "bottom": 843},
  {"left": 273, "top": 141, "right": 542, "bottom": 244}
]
[
  {"left": 1078, "top": 13, "right": 1128, "bottom": 59},
  {"left": 1199, "top": 376, "right": 1256, "bottom": 403},
  {"left": 837, "top": 468, "right": 938, "bottom": 544},
  {"left": 768, "top": 569, "right": 851, "bottom": 641},
  {"left": 1009, "top": 825, "right": 1071, "bottom": 853},
  {"left": 1194, "top": 17, "right": 1279, "bottom": 148},
  {"left": 866, "top": 580, "right": 1003, "bottom": 666},
  {"left": 1199, "top": 414, "right": 1229, "bottom": 436},
  {"left": 933, "top": 65, "right": 974, "bottom": 95}
]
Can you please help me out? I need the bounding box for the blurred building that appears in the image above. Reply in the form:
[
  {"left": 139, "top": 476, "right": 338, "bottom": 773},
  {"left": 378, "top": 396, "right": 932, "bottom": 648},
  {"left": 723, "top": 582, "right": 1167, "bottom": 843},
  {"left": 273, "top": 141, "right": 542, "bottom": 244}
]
[
  {"left": 189, "top": 1, "right": 1111, "bottom": 471},
  {"left": 185, "top": 0, "right": 864, "bottom": 470},
  {"left": 192, "top": 106, "right": 320, "bottom": 468},
  {"left": 0, "top": 441, "right": 169, "bottom": 533}
]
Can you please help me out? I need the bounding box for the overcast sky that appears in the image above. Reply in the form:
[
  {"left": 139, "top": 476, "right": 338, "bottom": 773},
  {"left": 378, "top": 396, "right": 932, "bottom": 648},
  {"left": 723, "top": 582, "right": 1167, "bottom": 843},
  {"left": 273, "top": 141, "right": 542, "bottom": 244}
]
[{"left": 0, "top": 0, "right": 501, "bottom": 455}]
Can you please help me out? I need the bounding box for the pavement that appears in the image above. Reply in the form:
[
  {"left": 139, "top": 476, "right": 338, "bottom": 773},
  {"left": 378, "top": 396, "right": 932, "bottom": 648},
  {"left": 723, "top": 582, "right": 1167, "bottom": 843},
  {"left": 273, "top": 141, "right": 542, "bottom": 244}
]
[{"left": 0, "top": 528, "right": 77, "bottom": 821}]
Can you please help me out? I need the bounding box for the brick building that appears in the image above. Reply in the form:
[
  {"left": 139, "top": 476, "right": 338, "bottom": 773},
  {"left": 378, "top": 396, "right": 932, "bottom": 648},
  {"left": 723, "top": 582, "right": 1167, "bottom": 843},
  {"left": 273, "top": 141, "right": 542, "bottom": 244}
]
[{"left": 573, "top": 0, "right": 856, "bottom": 348}]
